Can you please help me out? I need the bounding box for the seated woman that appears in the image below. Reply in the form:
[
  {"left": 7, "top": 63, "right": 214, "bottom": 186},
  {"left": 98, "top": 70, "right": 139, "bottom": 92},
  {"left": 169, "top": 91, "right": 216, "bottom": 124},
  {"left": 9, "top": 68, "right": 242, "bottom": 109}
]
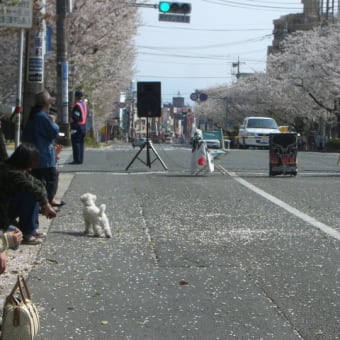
[
  {"left": 0, "top": 228, "right": 23, "bottom": 274},
  {"left": 0, "top": 143, "right": 56, "bottom": 248}
]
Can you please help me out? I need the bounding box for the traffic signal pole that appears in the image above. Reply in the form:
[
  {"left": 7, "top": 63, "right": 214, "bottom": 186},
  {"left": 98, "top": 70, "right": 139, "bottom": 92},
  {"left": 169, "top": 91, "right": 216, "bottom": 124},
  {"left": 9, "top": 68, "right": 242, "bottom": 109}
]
[{"left": 131, "top": 3, "right": 158, "bottom": 9}]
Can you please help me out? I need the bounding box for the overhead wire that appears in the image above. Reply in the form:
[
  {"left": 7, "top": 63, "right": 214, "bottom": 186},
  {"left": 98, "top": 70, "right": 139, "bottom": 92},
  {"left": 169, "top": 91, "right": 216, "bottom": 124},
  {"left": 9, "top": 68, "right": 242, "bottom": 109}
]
[
  {"left": 135, "top": 0, "right": 303, "bottom": 86},
  {"left": 137, "top": 34, "right": 271, "bottom": 51},
  {"left": 202, "top": 0, "right": 302, "bottom": 11},
  {"left": 141, "top": 24, "right": 273, "bottom": 32}
]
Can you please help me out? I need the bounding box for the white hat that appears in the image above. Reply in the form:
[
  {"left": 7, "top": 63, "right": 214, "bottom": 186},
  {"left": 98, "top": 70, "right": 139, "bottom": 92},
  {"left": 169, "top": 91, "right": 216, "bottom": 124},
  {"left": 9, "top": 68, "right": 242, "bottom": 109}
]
[{"left": 35, "top": 90, "right": 56, "bottom": 106}]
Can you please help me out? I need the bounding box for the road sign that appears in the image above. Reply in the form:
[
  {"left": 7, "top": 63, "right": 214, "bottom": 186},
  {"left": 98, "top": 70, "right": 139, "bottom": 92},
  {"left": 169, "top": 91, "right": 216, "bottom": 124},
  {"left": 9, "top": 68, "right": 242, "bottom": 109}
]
[
  {"left": 0, "top": 0, "right": 33, "bottom": 28},
  {"left": 159, "top": 13, "right": 190, "bottom": 23},
  {"left": 190, "top": 92, "right": 198, "bottom": 101},
  {"left": 190, "top": 91, "right": 208, "bottom": 102},
  {"left": 27, "top": 3, "right": 45, "bottom": 83},
  {"left": 199, "top": 93, "right": 208, "bottom": 101}
]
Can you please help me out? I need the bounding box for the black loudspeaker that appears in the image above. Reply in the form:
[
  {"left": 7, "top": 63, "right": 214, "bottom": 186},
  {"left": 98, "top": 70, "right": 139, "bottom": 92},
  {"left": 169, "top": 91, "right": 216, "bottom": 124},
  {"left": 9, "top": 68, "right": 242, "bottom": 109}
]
[{"left": 137, "top": 82, "right": 161, "bottom": 117}]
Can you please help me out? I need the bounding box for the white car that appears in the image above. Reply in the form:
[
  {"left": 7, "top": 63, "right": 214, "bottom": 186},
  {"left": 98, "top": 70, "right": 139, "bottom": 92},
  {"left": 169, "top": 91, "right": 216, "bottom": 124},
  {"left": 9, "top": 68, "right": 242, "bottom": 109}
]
[{"left": 238, "top": 117, "right": 280, "bottom": 148}]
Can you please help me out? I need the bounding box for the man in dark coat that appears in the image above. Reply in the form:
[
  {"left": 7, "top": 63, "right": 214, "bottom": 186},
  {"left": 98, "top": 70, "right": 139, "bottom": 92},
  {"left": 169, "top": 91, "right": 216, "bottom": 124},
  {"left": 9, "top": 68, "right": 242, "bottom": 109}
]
[{"left": 70, "top": 90, "right": 88, "bottom": 164}]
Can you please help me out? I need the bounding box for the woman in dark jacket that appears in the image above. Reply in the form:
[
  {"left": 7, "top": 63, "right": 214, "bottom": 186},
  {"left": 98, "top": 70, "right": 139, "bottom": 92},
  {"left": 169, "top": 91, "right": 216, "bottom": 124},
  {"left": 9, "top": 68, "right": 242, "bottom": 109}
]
[
  {"left": 0, "top": 143, "right": 56, "bottom": 245},
  {"left": 22, "top": 90, "right": 59, "bottom": 204}
]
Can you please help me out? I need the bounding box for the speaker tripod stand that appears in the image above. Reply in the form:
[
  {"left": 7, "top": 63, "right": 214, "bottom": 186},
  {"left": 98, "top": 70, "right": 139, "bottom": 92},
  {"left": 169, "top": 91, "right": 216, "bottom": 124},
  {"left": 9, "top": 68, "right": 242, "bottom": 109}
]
[{"left": 125, "top": 118, "right": 168, "bottom": 171}]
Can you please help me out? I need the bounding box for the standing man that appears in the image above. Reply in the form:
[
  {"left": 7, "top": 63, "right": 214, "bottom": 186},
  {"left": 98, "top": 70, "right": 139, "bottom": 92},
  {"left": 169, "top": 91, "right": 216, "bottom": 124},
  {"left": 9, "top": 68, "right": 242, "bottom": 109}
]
[{"left": 70, "top": 90, "right": 88, "bottom": 164}]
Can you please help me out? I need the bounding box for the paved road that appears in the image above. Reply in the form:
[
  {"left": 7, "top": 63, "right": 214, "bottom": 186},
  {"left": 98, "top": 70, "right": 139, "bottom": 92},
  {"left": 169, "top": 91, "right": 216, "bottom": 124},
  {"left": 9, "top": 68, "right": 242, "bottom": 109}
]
[{"left": 25, "top": 144, "right": 340, "bottom": 339}]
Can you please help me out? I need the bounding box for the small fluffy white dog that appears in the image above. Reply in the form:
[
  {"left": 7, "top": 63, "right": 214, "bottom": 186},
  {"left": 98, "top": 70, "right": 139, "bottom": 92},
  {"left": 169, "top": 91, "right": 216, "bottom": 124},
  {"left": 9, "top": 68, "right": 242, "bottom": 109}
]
[{"left": 80, "top": 193, "right": 112, "bottom": 238}]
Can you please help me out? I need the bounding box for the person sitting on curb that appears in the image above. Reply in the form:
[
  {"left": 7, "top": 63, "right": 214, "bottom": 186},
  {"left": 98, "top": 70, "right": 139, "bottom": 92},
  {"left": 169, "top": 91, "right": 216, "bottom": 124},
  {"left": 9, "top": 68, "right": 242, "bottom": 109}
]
[
  {"left": 0, "top": 228, "right": 23, "bottom": 274},
  {"left": 0, "top": 143, "right": 57, "bottom": 246}
]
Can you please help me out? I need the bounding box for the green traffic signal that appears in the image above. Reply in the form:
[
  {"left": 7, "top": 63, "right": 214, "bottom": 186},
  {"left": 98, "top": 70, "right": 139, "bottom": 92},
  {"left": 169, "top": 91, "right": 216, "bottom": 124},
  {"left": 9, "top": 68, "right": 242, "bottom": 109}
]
[
  {"left": 158, "top": 2, "right": 191, "bottom": 14},
  {"left": 159, "top": 2, "right": 171, "bottom": 12}
]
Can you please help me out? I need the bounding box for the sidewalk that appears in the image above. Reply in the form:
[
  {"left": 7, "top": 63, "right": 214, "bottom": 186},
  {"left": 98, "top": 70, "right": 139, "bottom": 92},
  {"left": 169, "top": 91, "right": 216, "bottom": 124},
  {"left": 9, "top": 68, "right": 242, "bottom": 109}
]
[{"left": 0, "top": 173, "right": 74, "bottom": 310}]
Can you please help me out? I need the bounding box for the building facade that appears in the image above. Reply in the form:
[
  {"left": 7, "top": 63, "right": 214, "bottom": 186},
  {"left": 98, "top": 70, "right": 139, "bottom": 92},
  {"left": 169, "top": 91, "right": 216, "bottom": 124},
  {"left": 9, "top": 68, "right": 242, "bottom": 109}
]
[{"left": 268, "top": 0, "right": 339, "bottom": 55}]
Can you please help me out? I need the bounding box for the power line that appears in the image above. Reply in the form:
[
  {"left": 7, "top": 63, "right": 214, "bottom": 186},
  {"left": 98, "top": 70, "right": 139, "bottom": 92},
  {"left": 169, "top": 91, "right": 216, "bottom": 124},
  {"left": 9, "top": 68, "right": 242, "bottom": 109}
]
[
  {"left": 202, "top": 0, "right": 303, "bottom": 11},
  {"left": 136, "top": 74, "right": 234, "bottom": 79},
  {"left": 141, "top": 24, "right": 273, "bottom": 32},
  {"left": 137, "top": 34, "right": 271, "bottom": 51},
  {"left": 137, "top": 55, "right": 266, "bottom": 64},
  {"left": 138, "top": 51, "right": 243, "bottom": 61},
  {"left": 234, "top": 0, "right": 301, "bottom": 4},
  {"left": 138, "top": 58, "right": 229, "bottom": 66}
]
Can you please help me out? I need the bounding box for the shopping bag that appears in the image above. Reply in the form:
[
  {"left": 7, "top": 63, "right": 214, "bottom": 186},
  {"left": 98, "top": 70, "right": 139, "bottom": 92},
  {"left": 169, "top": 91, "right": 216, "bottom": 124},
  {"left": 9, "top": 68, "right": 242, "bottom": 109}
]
[{"left": 191, "top": 140, "right": 214, "bottom": 175}]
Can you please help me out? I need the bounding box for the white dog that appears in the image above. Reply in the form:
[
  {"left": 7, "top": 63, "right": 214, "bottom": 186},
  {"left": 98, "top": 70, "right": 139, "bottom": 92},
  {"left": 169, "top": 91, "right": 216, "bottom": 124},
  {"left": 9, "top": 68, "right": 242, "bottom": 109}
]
[{"left": 80, "top": 193, "right": 112, "bottom": 238}]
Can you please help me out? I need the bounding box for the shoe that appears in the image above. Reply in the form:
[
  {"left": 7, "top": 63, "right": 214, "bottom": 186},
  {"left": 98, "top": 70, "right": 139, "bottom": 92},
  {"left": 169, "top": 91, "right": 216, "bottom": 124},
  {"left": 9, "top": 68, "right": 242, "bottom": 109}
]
[
  {"left": 51, "top": 200, "right": 66, "bottom": 208},
  {"left": 31, "top": 231, "right": 47, "bottom": 238},
  {"left": 22, "top": 235, "right": 43, "bottom": 245},
  {"left": 68, "top": 161, "right": 81, "bottom": 164}
]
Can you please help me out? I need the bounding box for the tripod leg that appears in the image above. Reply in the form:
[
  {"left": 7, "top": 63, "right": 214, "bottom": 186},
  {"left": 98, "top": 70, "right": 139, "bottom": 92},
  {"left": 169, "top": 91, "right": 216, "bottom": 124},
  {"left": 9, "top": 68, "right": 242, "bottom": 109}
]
[
  {"left": 146, "top": 140, "right": 151, "bottom": 168},
  {"left": 125, "top": 143, "right": 146, "bottom": 170},
  {"left": 149, "top": 143, "right": 168, "bottom": 170}
]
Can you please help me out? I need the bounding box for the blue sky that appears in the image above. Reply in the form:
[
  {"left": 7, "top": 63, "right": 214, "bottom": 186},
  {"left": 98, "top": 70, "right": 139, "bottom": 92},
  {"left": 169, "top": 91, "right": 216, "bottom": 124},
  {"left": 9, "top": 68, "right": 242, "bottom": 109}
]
[{"left": 134, "top": 0, "right": 303, "bottom": 104}]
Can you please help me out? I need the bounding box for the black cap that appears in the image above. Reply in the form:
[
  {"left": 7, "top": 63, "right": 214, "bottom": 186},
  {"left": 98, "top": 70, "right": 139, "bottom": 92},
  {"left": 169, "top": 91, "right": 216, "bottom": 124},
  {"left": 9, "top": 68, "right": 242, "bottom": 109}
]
[{"left": 75, "top": 90, "right": 83, "bottom": 98}]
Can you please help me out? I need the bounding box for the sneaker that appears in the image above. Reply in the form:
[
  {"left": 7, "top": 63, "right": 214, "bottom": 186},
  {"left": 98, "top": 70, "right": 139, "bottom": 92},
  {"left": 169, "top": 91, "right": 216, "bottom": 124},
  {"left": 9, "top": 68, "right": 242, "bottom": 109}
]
[
  {"left": 51, "top": 200, "right": 66, "bottom": 208},
  {"left": 22, "top": 235, "right": 43, "bottom": 245},
  {"left": 32, "top": 231, "right": 47, "bottom": 238}
]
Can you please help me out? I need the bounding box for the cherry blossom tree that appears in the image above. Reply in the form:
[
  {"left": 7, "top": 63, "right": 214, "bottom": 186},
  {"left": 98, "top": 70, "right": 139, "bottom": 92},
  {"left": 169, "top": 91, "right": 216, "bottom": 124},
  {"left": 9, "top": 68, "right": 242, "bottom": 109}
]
[
  {"left": 200, "top": 23, "right": 340, "bottom": 138},
  {"left": 0, "top": 0, "right": 138, "bottom": 127},
  {"left": 267, "top": 24, "right": 340, "bottom": 135},
  {"left": 0, "top": 27, "right": 19, "bottom": 104}
]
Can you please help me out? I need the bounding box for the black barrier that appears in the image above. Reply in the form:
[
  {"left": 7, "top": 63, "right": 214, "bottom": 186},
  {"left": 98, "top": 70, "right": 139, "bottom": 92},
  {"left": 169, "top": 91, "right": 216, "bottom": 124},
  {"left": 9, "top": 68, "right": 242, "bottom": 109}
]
[{"left": 269, "top": 133, "right": 298, "bottom": 176}]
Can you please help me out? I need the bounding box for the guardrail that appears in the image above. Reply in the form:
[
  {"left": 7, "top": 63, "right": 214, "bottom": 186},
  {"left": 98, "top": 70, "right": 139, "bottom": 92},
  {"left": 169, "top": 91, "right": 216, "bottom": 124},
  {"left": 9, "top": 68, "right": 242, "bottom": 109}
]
[{"left": 202, "top": 129, "right": 230, "bottom": 150}]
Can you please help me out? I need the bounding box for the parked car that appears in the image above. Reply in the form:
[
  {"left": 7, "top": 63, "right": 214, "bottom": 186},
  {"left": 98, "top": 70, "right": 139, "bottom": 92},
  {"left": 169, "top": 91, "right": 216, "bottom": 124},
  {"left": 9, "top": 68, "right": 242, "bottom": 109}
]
[
  {"left": 238, "top": 117, "right": 280, "bottom": 148},
  {"left": 203, "top": 139, "right": 221, "bottom": 149},
  {"left": 190, "top": 136, "right": 221, "bottom": 149},
  {"left": 132, "top": 137, "right": 147, "bottom": 148}
]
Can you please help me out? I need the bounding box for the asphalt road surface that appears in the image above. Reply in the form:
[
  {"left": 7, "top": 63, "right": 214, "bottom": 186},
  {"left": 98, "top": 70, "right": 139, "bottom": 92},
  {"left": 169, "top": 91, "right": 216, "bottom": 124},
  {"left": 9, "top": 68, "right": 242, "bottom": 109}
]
[{"left": 28, "top": 143, "right": 339, "bottom": 340}]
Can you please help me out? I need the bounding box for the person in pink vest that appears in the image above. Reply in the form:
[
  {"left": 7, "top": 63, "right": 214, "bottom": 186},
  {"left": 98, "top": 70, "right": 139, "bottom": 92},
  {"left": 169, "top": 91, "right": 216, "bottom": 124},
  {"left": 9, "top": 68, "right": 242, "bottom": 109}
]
[{"left": 69, "top": 90, "right": 88, "bottom": 164}]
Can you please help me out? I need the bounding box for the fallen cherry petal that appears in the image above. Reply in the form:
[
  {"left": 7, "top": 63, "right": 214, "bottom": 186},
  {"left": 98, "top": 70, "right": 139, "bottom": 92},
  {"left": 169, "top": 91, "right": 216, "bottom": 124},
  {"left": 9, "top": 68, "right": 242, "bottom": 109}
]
[{"left": 179, "top": 279, "right": 189, "bottom": 285}]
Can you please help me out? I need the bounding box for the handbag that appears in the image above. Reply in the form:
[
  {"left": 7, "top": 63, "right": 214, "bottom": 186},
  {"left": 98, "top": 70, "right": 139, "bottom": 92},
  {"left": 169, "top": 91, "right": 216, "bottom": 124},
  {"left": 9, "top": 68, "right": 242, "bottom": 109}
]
[{"left": 2, "top": 275, "right": 40, "bottom": 340}]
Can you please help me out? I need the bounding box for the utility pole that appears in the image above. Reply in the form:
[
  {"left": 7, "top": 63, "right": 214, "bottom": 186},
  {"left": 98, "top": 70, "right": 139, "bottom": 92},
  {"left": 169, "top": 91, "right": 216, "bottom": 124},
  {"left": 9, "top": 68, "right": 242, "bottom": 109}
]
[
  {"left": 56, "top": 0, "right": 70, "bottom": 143},
  {"left": 23, "top": 0, "right": 46, "bottom": 129},
  {"left": 232, "top": 58, "right": 245, "bottom": 79},
  {"left": 14, "top": 29, "right": 25, "bottom": 148}
]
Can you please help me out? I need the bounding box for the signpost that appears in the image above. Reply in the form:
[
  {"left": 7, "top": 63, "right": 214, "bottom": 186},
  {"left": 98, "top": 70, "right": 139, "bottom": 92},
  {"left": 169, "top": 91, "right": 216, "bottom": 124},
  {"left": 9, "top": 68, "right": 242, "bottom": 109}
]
[
  {"left": 0, "top": 0, "right": 33, "bottom": 146},
  {"left": 27, "top": 1, "right": 45, "bottom": 83},
  {"left": 190, "top": 92, "right": 198, "bottom": 101},
  {"left": 0, "top": 0, "right": 33, "bottom": 28},
  {"left": 159, "top": 13, "right": 190, "bottom": 23},
  {"left": 190, "top": 90, "right": 208, "bottom": 103}
]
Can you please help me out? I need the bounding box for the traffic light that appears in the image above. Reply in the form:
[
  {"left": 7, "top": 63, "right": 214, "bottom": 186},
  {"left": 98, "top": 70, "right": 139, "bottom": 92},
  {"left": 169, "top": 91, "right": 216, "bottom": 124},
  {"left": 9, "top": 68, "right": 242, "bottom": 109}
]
[{"left": 159, "top": 2, "right": 191, "bottom": 14}]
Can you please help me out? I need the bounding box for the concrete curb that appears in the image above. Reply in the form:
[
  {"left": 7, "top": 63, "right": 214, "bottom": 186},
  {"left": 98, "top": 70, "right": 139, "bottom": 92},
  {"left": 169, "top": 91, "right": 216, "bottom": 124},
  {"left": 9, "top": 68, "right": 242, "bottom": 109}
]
[{"left": 0, "top": 173, "right": 74, "bottom": 310}]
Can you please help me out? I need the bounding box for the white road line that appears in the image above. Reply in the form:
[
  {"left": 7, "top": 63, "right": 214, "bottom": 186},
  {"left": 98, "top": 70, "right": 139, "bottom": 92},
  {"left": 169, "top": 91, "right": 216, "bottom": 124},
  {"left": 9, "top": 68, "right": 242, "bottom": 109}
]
[{"left": 227, "top": 170, "right": 340, "bottom": 242}]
